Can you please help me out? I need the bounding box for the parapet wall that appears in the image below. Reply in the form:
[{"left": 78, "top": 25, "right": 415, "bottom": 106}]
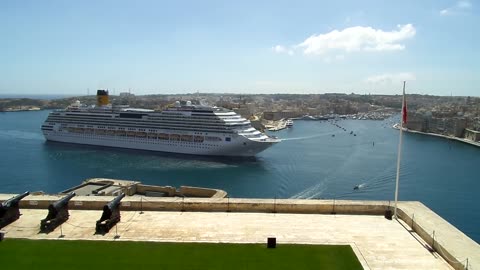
[
  {"left": 136, "top": 184, "right": 176, "bottom": 197},
  {"left": 178, "top": 186, "right": 228, "bottom": 199},
  {"left": 0, "top": 195, "right": 391, "bottom": 213},
  {"left": 0, "top": 194, "right": 477, "bottom": 270},
  {"left": 396, "top": 202, "right": 478, "bottom": 270}
]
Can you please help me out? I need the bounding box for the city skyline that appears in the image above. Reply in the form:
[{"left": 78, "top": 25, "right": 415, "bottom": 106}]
[{"left": 1, "top": 0, "right": 478, "bottom": 96}]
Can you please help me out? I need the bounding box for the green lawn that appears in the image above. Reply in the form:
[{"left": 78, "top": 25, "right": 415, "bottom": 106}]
[{"left": 0, "top": 239, "right": 363, "bottom": 270}]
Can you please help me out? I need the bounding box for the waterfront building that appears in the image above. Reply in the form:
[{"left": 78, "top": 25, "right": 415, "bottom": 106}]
[
  {"left": 263, "top": 111, "right": 302, "bottom": 121},
  {"left": 465, "top": 128, "right": 480, "bottom": 142}
]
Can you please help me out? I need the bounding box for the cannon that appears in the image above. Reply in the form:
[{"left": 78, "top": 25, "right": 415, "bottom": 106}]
[
  {"left": 96, "top": 193, "right": 125, "bottom": 234},
  {"left": 0, "top": 192, "right": 30, "bottom": 229},
  {"left": 40, "top": 192, "right": 75, "bottom": 233}
]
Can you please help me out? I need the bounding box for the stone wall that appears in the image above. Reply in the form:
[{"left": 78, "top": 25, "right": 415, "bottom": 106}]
[{"left": 465, "top": 128, "right": 480, "bottom": 142}]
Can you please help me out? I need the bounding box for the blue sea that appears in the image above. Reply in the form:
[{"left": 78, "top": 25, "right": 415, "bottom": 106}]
[{"left": 0, "top": 110, "right": 479, "bottom": 243}]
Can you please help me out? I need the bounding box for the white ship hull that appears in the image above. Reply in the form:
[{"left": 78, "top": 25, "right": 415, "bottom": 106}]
[{"left": 43, "top": 130, "right": 275, "bottom": 157}]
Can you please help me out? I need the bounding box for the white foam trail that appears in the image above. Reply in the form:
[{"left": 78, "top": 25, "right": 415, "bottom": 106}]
[
  {"left": 281, "top": 132, "right": 335, "bottom": 141},
  {"left": 290, "top": 182, "right": 327, "bottom": 199},
  {"left": 0, "top": 130, "right": 44, "bottom": 141},
  {"left": 356, "top": 183, "right": 366, "bottom": 189}
]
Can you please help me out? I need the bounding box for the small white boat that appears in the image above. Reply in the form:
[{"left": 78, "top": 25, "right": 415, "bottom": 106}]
[{"left": 286, "top": 119, "right": 294, "bottom": 127}]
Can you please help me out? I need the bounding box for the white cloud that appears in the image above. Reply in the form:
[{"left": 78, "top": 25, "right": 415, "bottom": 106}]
[
  {"left": 272, "top": 45, "right": 287, "bottom": 53},
  {"left": 296, "top": 24, "right": 415, "bottom": 55},
  {"left": 440, "top": 0, "right": 472, "bottom": 16},
  {"left": 272, "top": 45, "right": 294, "bottom": 55},
  {"left": 457, "top": 0, "right": 472, "bottom": 9},
  {"left": 323, "top": 55, "right": 346, "bottom": 63},
  {"left": 365, "top": 73, "right": 416, "bottom": 84}
]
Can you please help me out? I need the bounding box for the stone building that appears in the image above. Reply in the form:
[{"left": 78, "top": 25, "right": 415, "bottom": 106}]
[
  {"left": 426, "top": 117, "right": 467, "bottom": 137},
  {"left": 465, "top": 129, "right": 480, "bottom": 142},
  {"left": 263, "top": 111, "right": 302, "bottom": 121},
  {"left": 406, "top": 112, "right": 428, "bottom": 132}
]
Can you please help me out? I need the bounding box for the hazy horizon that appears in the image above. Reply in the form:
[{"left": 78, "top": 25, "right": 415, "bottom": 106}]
[
  {"left": 1, "top": 1, "right": 479, "bottom": 96},
  {"left": 1, "top": 91, "right": 478, "bottom": 98}
]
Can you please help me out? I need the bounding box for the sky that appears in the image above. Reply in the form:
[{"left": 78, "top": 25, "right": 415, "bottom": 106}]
[{"left": 0, "top": 0, "right": 479, "bottom": 96}]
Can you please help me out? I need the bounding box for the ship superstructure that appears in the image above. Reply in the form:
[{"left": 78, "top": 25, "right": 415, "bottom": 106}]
[{"left": 41, "top": 90, "right": 279, "bottom": 156}]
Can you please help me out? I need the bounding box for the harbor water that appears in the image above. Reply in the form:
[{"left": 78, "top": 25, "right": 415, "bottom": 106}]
[{"left": 0, "top": 110, "right": 479, "bottom": 243}]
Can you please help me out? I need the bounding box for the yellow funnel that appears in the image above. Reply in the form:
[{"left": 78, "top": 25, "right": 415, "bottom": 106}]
[{"left": 97, "top": 90, "right": 109, "bottom": 106}]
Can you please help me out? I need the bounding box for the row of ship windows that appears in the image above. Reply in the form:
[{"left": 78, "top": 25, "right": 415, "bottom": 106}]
[
  {"left": 47, "top": 124, "right": 257, "bottom": 138},
  {"left": 48, "top": 121, "right": 237, "bottom": 134},
  {"left": 47, "top": 118, "right": 246, "bottom": 132},
  {"left": 47, "top": 131, "right": 222, "bottom": 148},
  {"left": 161, "top": 111, "right": 236, "bottom": 116},
  {"left": 46, "top": 122, "right": 257, "bottom": 138},
  {"left": 50, "top": 116, "right": 249, "bottom": 127},
  {"left": 57, "top": 128, "right": 228, "bottom": 142},
  {"left": 150, "top": 115, "right": 243, "bottom": 121},
  {"left": 61, "top": 113, "right": 243, "bottom": 122}
]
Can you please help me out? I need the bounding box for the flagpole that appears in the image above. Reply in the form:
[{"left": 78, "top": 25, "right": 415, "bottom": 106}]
[{"left": 394, "top": 81, "right": 406, "bottom": 219}]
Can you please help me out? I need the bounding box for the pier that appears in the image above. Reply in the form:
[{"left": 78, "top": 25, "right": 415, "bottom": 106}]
[{"left": 263, "top": 119, "right": 288, "bottom": 131}]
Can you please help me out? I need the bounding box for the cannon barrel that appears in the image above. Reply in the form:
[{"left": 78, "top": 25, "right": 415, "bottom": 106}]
[
  {"left": 51, "top": 192, "right": 75, "bottom": 210},
  {"left": 1, "top": 192, "right": 30, "bottom": 208},
  {"left": 96, "top": 193, "right": 125, "bottom": 234},
  {"left": 1, "top": 191, "right": 30, "bottom": 229},
  {"left": 106, "top": 193, "right": 125, "bottom": 211},
  {"left": 41, "top": 192, "right": 75, "bottom": 233}
]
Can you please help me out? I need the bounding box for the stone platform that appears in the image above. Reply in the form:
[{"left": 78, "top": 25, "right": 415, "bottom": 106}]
[
  {"left": 3, "top": 209, "right": 452, "bottom": 270},
  {"left": 1, "top": 195, "right": 478, "bottom": 269}
]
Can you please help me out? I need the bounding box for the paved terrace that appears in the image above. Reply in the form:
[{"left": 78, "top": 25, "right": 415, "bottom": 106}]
[{"left": 1, "top": 195, "right": 479, "bottom": 270}]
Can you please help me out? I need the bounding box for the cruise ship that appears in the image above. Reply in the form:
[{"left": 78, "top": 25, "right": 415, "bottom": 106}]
[{"left": 41, "top": 90, "right": 279, "bottom": 156}]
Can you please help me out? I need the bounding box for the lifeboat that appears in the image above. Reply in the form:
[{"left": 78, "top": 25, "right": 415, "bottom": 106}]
[
  {"left": 181, "top": 135, "right": 193, "bottom": 142},
  {"left": 194, "top": 136, "right": 204, "bottom": 143},
  {"left": 158, "top": 133, "right": 169, "bottom": 140},
  {"left": 170, "top": 134, "right": 180, "bottom": 141},
  {"left": 205, "top": 136, "right": 221, "bottom": 141}
]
